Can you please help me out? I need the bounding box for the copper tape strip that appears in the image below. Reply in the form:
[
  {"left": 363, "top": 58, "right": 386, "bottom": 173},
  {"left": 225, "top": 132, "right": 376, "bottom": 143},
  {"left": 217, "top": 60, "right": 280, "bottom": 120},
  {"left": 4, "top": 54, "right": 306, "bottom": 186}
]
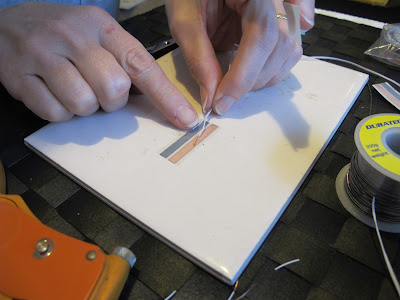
[{"left": 168, "top": 124, "right": 218, "bottom": 164}]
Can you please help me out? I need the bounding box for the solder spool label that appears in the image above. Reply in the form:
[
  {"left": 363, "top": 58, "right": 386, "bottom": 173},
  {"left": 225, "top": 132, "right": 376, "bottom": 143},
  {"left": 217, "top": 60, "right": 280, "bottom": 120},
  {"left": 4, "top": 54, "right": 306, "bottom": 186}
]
[{"left": 358, "top": 114, "right": 400, "bottom": 176}]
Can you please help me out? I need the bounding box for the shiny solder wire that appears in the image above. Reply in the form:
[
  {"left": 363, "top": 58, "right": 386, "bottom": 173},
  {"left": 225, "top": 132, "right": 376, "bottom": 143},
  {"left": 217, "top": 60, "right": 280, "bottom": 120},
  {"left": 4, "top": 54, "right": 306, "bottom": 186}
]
[{"left": 345, "top": 151, "right": 400, "bottom": 223}]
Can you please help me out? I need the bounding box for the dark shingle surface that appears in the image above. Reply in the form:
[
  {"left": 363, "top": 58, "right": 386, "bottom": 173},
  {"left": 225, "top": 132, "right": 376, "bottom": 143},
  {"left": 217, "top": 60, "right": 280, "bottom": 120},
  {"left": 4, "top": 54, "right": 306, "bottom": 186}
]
[
  {"left": 320, "top": 253, "right": 384, "bottom": 300},
  {"left": 262, "top": 223, "right": 335, "bottom": 284},
  {"left": 20, "top": 189, "right": 58, "bottom": 224},
  {"left": 313, "top": 151, "right": 349, "bottom": 180},
  {"left": 306, "top": 287, "right": 339, "bottom": 300},
  {"left": 335, "top": 218, "right": 400, "bottom": 274},
  {"left": 280, "top": 193, "right": 307, "bottom": 224},
  {"left": 5, "top": 170, "right": 28, "bottom": 195},
  {"left": 10, "top": 154, "right": 61, "bottom": 191},
  {"left": 36, "top": 172, "right": 80, "bottom": 208},
  {"left": 248, "top": 258, "right": 311, "bottom": 299},
  {"left": 93, "top": 215, "right": 144, "bottom": 254},
  {"left": 291, "top": 199, "right": 347, "bottom": 246},
  {"left": 303, "top": 173, "right": 349, "bottom": 215},
  {"left": 301, "top": 27, "right": 323, "bottom": 45},
  {"left": 378, "top": 278, "right": 400, "bottom": 300},
  {"left": 130, "top": 234, "right": 197, "bottom": 298},
  {"left": 331, "top": 133, "right": 357, "bottom": 159},
  {"left": 46, "top": 214, "right": 85, "bottom": 241},
  {"left": 0, "top": 143, "right": 31, "bottom": 168},
  {"left": 119, "top": 275, "right": 162, "bottom": 300},
  {"left": 314, "top": 14, "right": 335, "bottom": 31},
  {"left": 57, "top": 189, "right": 119, "bottom": 239},
  {"left": 174, "top": 269, "right": 231, "bottom": 300},
  {"left": 320, "top": 24, "right": 351, "bottom": 42},
  {"left": 1, "top": 7, "right": 399, "bottom": 300}
]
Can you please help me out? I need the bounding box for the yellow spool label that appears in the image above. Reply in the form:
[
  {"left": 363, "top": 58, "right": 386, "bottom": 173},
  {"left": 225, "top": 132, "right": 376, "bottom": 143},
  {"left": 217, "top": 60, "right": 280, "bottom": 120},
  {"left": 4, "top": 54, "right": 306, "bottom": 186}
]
[{"left": 359, "top": 115, "right": 400, "bottom": 175}]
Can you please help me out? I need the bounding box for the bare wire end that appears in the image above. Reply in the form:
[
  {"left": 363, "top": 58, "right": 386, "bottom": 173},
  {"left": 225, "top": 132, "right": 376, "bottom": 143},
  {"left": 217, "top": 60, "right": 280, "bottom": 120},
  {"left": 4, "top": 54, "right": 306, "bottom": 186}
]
[{"left": 227, "top": 280, "right": 239, "bottom": 300}]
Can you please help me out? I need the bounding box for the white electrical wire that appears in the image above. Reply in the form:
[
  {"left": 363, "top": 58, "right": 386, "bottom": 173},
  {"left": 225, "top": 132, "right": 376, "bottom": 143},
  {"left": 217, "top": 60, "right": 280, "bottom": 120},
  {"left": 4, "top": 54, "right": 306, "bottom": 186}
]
[
  {"left": 227, "top": 281, "right": 238, "bottom": 300},
  {"left": 274, "top": 259, "right": 300, "bottom": 271},
  {"left": 227, "top": 291, "right": 235, "bottom": 300},
  {"left": 311, "top": 56, "right": 400, "bottom": 89},
  {"left": 198, "top": 109, "right": 212, "bottom": 138},
  {"left": 372, "top": 197, "right": 400, "bottom": 297},
  {"left": 164, "top": 290, "right": 176, "bottom": 300}
]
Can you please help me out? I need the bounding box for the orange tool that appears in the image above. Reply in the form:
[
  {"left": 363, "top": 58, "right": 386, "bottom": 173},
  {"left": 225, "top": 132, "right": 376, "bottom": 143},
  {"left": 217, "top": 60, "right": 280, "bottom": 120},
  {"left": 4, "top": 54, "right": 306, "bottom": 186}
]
[{"left": 0, "top": 160, "right": 135, "bottom": 300}]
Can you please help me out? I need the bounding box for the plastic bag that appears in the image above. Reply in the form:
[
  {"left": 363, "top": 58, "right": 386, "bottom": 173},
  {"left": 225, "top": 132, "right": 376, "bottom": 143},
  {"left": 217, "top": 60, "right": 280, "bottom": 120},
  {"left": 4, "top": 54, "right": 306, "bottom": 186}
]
[{"left": 364, "top": 23, "right": 400, "bottom": 67}]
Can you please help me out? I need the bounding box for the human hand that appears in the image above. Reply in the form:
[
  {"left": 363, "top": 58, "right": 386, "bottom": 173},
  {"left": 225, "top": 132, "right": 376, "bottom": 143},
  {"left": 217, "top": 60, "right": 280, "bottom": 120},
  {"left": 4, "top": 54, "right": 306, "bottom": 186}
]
[
  {"left": 166, "top": 0, "right": 314, "bottom": 115},
  {"left": 285, "top": 0, "right": 315, "bottom": 30},
  {"left": 0, "top": 2, "right": 198, "bottom": 129}
]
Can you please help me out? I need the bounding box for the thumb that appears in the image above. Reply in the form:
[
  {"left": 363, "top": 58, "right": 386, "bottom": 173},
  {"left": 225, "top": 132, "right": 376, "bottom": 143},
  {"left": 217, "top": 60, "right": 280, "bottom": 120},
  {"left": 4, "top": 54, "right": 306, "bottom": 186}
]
[{"left": 285, "top": 0, "right": 315, "bottom": 30}]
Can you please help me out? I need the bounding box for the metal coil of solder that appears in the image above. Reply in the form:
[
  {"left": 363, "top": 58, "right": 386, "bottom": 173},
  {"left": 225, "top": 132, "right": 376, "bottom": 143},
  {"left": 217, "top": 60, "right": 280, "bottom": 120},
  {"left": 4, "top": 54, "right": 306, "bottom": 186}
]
[{"left": 336, "top": 113, "right": 400, "bottom": 233}]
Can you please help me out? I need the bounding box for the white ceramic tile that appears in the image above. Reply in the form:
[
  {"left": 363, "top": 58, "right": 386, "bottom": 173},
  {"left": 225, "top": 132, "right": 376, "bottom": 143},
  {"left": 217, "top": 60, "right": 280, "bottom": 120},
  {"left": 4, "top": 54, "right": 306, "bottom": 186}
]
[
  {"left": 315, "top": 8, "right": 386, "bottom": 28},
  {"left": 25, "top": 51, "right": 368, "bottom": 284}
]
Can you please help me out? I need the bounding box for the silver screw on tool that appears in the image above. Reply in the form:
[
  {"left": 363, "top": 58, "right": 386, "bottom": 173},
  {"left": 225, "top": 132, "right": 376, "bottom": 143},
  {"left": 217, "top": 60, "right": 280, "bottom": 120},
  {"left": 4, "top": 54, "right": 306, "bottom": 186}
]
[
  {"left": 33, "top": 238, "right": 54, "bottom": 259},
  {"left": 112, "top": 247, "right": 136, "bottom": 268},
  {"left": 86, "top": 250, "right": 98, "bottom": 261}
]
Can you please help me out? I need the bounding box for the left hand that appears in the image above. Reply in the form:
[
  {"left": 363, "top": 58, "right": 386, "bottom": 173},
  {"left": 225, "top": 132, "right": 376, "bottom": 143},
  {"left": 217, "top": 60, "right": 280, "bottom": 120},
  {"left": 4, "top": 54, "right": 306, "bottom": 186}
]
[
  {"left": 166, "top": 0, "right": 311, "bottom": 115},
  {"left": 0, "top": 3, "right": 199, "bottom": 129}
]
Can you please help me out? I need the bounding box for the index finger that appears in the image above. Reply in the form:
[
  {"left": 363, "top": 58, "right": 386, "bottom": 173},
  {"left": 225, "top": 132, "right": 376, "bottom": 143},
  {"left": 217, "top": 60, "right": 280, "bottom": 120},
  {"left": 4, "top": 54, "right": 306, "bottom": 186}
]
[
  {"left": 213, "top": 0, "right": 286, "bottom": 115},
  {"left": 99, "top": 17, "right": 198, "bottom": 129}
]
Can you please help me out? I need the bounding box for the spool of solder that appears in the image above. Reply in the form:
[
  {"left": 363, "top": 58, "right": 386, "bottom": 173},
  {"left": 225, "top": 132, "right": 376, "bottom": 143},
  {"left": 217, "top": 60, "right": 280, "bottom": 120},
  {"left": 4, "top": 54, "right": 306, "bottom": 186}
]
[{"left": 336, "top": 113, "right": 400, "bottom": 233}]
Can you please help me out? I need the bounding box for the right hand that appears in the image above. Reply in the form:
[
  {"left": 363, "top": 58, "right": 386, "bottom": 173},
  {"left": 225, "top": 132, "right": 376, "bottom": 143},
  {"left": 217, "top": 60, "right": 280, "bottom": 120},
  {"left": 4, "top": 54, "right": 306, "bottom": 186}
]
[
  {"left": 0, "top": 2, "right": 199, "bottom": 129},
  {"left": 166, "top": 0, "right": 312, "bottom": 116},
  {"left": 285, "top": 0, "right": 315, "bottom": 30}
]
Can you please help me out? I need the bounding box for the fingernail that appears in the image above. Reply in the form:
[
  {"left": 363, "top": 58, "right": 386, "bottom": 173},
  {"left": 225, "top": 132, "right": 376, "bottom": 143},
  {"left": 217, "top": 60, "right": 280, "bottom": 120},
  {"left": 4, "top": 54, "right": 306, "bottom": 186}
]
[
  {"left": 214, "top": 96, "right": 235, "bottom": 115},
  {"left": 176, "top": 105, "right": 198, "bottom": 128},
  {"left": 302, "top": 15, "right": 314, "bottom": 27},
  {"left": 200, "top": 85, "right": 209, "bottom": 114}
]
